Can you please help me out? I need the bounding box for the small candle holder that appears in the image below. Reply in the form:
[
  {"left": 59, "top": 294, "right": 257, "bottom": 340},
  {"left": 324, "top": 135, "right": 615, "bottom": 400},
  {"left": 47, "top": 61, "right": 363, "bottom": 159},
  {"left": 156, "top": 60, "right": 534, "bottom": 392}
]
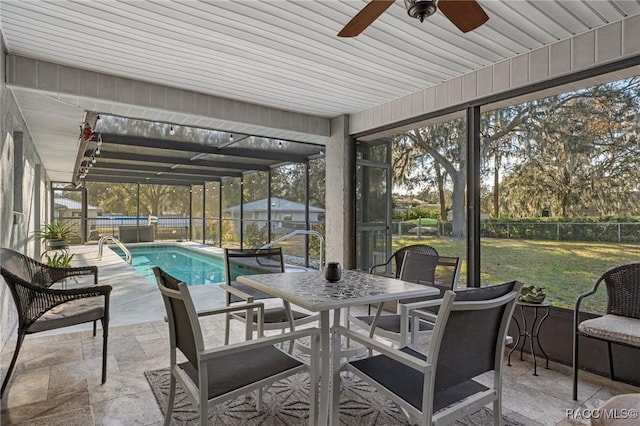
[{"left": 325, "top": 262, "right": 342, "bottom": 282}]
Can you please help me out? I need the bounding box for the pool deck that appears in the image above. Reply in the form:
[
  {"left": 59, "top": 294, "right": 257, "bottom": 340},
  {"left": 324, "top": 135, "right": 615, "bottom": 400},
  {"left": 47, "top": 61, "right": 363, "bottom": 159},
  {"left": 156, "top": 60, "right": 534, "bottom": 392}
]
[{"left": 59, "top": 243, "right": 230, "bottom": 332}]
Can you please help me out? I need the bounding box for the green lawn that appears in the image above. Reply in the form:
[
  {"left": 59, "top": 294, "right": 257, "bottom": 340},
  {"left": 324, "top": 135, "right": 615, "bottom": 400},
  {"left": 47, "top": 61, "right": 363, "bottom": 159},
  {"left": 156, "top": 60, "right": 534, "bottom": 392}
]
[
  {"left": 392, "top": 237, "right": 640, "bottom": 314},
  {"left": 406, "top": 218, "right": 439, "bottom": 226}
]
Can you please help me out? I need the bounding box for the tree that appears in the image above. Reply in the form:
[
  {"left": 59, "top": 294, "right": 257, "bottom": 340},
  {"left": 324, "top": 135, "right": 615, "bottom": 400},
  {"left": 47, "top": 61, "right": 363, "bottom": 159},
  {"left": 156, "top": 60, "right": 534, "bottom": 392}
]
[
  {"left": 85, "top": 182, "right": 190, "bottom": 216},
  {"left": 397, "top": 118, "right": 467, "bottom": 238},
  {"left": 270, "top": 159, "right": 325, "bottom": 210},
  {"left": 480, "top": 105, "right": 529, "bottom": 218},
  {"left": 392, "top": 77, "right": 640, "bottom": 230},
  {"left": 500, "top": 78, "right": 640, "bottom": 217}
]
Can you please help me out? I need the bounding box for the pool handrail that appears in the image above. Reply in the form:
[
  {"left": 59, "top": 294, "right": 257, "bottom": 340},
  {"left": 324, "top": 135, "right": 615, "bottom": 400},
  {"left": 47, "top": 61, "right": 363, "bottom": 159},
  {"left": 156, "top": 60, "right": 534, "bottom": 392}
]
[
  {"left": 98, "top": 236, "right": 132, "bottom": 265},
  {"left": 260, "top": 230, "right": 324, "bottom": 270}
]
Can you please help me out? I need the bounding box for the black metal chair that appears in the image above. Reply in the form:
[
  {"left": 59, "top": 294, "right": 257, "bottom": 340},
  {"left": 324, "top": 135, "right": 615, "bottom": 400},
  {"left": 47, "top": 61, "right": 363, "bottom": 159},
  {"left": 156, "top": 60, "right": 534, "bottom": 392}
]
[
  {"left": 332, "top": 281, "right": 522, "bottom": 425},
  {"left": 154, "top": 266, "right": 320, "bottom": 426},
  {"left": 0, "top": 248, "right": 110, "bottom": 398},
  {"left": 220, "top": 247, "right": 318, "bottom": 344},
  {"left": 573, "top": 263, "right": 640, "bottom": 400}
]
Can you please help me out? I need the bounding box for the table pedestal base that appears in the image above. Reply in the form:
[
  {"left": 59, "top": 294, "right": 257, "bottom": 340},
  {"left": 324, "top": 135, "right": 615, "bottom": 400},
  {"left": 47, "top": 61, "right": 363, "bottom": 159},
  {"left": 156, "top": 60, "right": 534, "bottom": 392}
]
[{"left": 507, "top": 301, "right": 551, "bottom": 376}]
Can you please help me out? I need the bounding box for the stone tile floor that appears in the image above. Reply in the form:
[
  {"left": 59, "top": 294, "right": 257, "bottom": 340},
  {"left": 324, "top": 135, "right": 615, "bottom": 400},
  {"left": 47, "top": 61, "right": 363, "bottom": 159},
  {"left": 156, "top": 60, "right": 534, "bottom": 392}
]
[
  {"left": 2, "top": 313, "right": 639, "bottom": 426},
  {"left": 1, "top": 245, "right": 639, "bottom": 425}
]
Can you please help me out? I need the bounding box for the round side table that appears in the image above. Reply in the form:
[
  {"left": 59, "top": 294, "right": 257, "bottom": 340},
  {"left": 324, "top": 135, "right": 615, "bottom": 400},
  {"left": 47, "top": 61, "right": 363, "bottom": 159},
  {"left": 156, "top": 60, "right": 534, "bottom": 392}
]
[{"left": 507, "top": 300, "right": 552, "bottom": 376}]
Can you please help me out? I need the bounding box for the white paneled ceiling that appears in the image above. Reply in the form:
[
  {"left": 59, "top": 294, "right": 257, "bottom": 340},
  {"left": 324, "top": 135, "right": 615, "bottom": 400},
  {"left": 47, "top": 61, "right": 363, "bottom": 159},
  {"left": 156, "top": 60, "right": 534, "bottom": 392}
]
[
  {"left": 4, "top": 0, "right": 640, "bottom": 117},
  {"left": 2, "top": 0, "right": 640, "bottom": 182}
]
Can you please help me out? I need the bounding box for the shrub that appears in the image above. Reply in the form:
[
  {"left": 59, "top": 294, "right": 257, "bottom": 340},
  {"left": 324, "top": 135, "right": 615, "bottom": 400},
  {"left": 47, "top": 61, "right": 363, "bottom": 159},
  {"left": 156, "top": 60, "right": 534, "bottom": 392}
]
[{"left": 244, "top": 222, "right": 268, "bottom": 247}]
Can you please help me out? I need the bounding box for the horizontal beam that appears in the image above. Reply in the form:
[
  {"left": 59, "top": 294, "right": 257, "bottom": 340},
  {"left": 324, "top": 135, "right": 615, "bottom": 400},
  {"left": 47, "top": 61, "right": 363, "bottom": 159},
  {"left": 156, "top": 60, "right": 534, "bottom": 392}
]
[
  {"left": 83, "top": 150, "right": 270, "bottom": 171},
  {"left": 90, "top": 162, "right": 241, "bottom": 178},
  {"left": 84, "top": 168, "right": 219, "bottom": 183},
  {"left": 81, "top": 175, "right": 204, "bottom": 186},
  {"left": 7, "top": 54, "right": 330, "bottom": 144},
  {"left": 99, "top": 133, "right": 309, "bottom": 163}
]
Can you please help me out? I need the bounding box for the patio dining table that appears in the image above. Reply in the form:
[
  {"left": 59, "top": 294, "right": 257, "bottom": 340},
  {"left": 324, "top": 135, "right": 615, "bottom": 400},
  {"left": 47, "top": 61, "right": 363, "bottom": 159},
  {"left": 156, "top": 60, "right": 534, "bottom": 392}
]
[{"left": 237, "top": 269, "right": 439, "bottom": 425}]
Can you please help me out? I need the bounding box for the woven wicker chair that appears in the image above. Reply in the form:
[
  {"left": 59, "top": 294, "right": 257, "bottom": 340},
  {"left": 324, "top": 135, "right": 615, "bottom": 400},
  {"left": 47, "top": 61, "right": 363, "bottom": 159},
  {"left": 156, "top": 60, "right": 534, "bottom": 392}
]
[
  {"left": 2, "top": 247, "right": 98, "bottom": 287},
  {"left": 573, "top": 263, "right": 640, "bottom": 400},
  {"left": 0, "top": 248, "right": 111, "bottom": 398}
]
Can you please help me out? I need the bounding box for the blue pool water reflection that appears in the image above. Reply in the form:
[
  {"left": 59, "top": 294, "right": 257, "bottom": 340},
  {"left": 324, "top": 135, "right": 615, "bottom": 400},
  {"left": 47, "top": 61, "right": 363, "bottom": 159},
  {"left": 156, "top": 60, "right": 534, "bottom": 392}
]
[{"left": 112, "top": 245, "right": 228, "bottom": 286}]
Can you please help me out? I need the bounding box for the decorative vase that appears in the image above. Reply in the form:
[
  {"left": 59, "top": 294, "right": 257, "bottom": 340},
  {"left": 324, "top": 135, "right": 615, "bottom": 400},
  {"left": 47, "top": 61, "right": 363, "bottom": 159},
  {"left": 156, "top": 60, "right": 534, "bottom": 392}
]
[
  {"left": 46, "top": 239, "right": 67, "bottom": 250},
  {"left": 325, "top": 262, "right": 342, "bottom": 282}
]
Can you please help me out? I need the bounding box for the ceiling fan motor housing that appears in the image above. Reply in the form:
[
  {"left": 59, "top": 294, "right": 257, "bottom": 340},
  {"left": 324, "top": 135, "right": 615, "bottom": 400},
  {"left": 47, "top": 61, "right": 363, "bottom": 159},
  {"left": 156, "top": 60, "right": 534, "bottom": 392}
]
[{"left": 404, "top": 0, "right": 438, "bottom": 22}]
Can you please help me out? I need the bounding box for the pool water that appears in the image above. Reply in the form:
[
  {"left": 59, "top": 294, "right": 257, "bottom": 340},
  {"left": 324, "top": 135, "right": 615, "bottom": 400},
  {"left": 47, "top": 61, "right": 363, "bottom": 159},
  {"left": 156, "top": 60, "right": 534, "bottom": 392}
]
[{"left": 112, "top": 245, "right": 232, "bottom": 286}]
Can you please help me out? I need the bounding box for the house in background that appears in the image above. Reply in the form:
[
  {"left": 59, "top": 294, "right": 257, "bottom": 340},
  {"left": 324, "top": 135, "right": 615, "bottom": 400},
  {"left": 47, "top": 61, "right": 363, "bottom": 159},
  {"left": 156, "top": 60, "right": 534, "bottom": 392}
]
[
  {"left": 54, "top": 196, "right": 102, "bottom": 219},
  {"left": 224, "top": 197, "right": 324, "bottom": 233}
]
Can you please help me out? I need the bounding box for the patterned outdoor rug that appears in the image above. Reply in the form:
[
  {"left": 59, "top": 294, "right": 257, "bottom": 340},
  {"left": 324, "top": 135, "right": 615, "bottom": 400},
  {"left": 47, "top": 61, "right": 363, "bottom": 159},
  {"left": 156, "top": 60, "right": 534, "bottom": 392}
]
[{"left": 145, "top": 369, "right": 521, "bottom": 425}]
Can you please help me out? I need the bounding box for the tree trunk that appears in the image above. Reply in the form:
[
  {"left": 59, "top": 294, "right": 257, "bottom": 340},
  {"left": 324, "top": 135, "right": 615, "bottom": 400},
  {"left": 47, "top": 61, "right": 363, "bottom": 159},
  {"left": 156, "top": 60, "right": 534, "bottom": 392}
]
[
  {"left": 435, "top": 163, "right": 446, "bottom": 220},
  {"left": 451, "top": 171, "right": 466, "bottom": 238},
  {"left": 494, "top": 151, "right": 500, "bottom": 218}
]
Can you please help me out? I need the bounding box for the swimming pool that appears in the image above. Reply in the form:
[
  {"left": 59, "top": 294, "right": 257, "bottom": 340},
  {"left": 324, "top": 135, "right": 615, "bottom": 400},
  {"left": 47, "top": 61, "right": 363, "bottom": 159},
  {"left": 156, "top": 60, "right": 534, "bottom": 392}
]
[{"left": 112, "top": 244, "right": 232, "bottom": 286}]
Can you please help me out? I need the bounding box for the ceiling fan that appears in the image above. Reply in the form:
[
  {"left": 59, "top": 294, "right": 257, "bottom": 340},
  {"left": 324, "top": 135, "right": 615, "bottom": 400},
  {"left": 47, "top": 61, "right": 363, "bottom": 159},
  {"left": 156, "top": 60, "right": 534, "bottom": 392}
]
[{"left": 338, "top": 0, "right": 489, "bottom": 37}]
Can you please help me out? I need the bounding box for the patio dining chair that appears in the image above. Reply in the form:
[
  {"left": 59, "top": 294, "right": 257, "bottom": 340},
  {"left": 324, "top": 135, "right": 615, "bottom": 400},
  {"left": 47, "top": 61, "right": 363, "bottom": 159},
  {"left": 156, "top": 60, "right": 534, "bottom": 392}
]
[
  {"left": 221, "top": 247, "right": 319, "bottom": 344},
  {"left": 368, "top": 244, "right": 439, "bottom": 278},
  {"left": 153, "top": 266, "right": 320, "bottom": 426},
  {"left": 0, "top": 248, "right": 110, "bottom": 398},
  {"left": 364, "top": 244, "right": 440, "bottom": 316},
  {"left": 332, "top": 280, "right": 522, "bottom": 426},
  {"left": 350, "top": 252, "right": 461, "bottom": 346},
  {"left": 573, "top": 263, "right": 640, "bottom": 400}
]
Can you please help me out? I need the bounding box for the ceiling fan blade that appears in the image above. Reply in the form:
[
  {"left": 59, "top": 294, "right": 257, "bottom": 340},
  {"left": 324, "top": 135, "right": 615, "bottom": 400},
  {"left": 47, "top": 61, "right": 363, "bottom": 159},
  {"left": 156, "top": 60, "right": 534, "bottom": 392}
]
[
  {"left": 438, "top": 0, "right": 489, "bottom": 33},
  {"left": 338, "top": 0, "right": 395, "bottom": 37}
]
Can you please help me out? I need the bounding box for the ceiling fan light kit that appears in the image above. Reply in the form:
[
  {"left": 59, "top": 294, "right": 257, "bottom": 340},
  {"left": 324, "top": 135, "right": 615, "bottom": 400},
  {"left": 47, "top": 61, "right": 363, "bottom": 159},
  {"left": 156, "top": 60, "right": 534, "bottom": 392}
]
[
  {"left": 338, "top": 0, "right": 489, "bottom": 37},
  {"left": 405, "top": 0, "right": 437, "bottom": 23}
]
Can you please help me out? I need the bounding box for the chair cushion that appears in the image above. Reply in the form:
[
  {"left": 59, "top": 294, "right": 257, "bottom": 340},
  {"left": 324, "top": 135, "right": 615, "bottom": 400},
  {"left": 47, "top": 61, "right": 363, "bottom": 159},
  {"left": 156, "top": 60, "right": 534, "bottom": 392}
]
[
  {"left": 179, "top": 344, "right": 303, "bottom": 399},
  {"left": 356, "top": 315, "right": 434, "bottom": 333},
  {"left": 578, "top": 315, "right": 640, "bottom": 347},
  {"left": 234, "top": 307, "right": 310, "bottom": 324},
  {"left": 349, "top": 346, "right": 487, "bottom": 411},
  {"left": 27, "top": 297, "right": 105, "bottom": 333}
]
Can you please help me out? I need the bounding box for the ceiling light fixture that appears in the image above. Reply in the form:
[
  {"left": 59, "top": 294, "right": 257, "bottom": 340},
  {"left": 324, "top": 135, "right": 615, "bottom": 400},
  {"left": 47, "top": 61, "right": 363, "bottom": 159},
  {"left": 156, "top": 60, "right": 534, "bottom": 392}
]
[
  {"left": 169, "top": 125, "right": 175, "bottom": 136},
  {"left": 405, "top": 0, "right": 437, "bottom": 22},
  {"left": 79, "top": 133, "right": 104, "bottom": 182}
]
